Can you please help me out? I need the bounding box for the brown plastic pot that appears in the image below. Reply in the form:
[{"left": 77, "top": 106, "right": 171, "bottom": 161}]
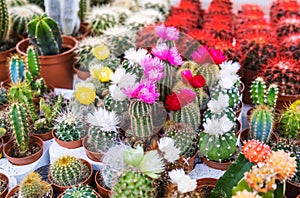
[
  {"left": 73, "top": 64, "right": 90, "bottom": 80},
  {"left": 33, "top": 130, "right": 53, "bottom": 141},
  {"left": 0, "top": 47, "right": 15, "bottom": 83},
  {"left": 16, "top": 35, "right": 78, "bottom": 89},
  {"left": 202, "top": 157, "right": 233, "bottom": 171},
  {"left": 235, "top": 100, "right": 243, "bottom": 118},
  {"left": 5, "top": 184, "right": 53, "bottom": 198},
  {"left": 0, "top": 172, "right": 8, "bottom": 198},
  {"left": 3, "top": 135, "right": 44, "bottom": 165},
  {"left": 240, "top": 128, "right": 279, "bottom": 145},
  {"left": 187, "top": 150, "right": 198, "bottom": 171},
  {"left": 276, "top": 94, "right": 300, "bottom": 111},
  {"left": 82, "top": 136, "right": 102, "bottom": 162},
  {"left": 285, "top": 180, "right": 300, "bottom": 198},
  {"left": 52, "top": 129, "right": 83, "bottom": 149},
  {"left": 95, "top": 170, "right": 112, "bottom": 198},
  {"left": 196, "top": 177, "right": 218, "bottom": 195},
  {"left": 76, "top": 23, "right": 91, "bottom": 41},
  {"left": 48, "top": 158, "right": 93, "bottom": 192}
]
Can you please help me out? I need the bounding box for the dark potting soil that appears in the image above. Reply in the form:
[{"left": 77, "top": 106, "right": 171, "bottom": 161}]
[
  {"left": 8, "top": 143, "right": 40, "bottom": 158},
  {"left": 0, "top": 181, "right": 7, "bottom": 194}
]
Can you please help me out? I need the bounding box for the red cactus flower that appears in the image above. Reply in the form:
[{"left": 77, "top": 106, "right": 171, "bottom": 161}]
[
  {"left": 165, "top": 88, "right": 196, "bottom": 111},
  {"left": 242, "top": 139, "right": 272, "bottom": 164},
  {"left": 181, "top": 69, "right": 206, "bottom": 88}
]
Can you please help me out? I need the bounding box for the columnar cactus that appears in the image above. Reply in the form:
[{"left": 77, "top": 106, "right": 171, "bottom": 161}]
[
  {"left": 19, "top": 172, "right": 52, "bottom": 198},
  {"left": 112, "top": 172, "right": 154, "bottom": 198},
  {"left": 9, "top": 103, "right": 29, "bottom": 153},
  {"left": 63, "top": 185, "right": 98, "bottom": 198},
  {"left": 9, "top": 4, "right": 43, "bottom": 35},
  {"left": 49, "top": 156, "right": 90, "bottom": 187},
  {"left": 279, "top": 100, "right": 300, "bottom": 139},
  {"left": 27, "top": 13, "right": 62, "bottom": 56},
  {"left": 79, "top": 0, "right": 90, "bottom": 23},
  {"left": 9, "top": 55, "right": 25, "bottom": 84},
  {"left": 0, "top": 0, "right": 9, "bottom": 44}
]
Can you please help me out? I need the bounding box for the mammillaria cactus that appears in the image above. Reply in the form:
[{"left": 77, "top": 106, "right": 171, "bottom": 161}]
[
  {"left": 19, "top": 172, "right": 52, "bottom": 198},
  {"left": 260, "top": 55, "right": 300, "bottom": 95},
  {"left": 49, "top": 156, "right": 90, "bottom": 187},
  {"left": 9, "top": 4, "right": 43, "bottom": 35},
  {"left": 27, "top": 13, "right": 62, "bottom": 56},
  {"left": 279, "top": 100, "right": 300, "bottom": 139},
  {"left": 0, "top": 0, "right": 9, "bottom": 44},
  {"left": 62, "top": 185, "right": 98, "bottom": 198}
]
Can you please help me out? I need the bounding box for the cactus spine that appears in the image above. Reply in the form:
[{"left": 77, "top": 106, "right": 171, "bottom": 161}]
[
  {"left": 9, "top": 103, "right": 29, "bottom": 153},
  {"left": 27, "top": 13, "right": 62, "bottom": 56},
  {"left": 112, "top": 172, "right": 154, "bottom": 198},
  {"left": 0, "top": 0, "right": 9, "bottom": 43},
  {"left": 63, "top": 185, "right": 97, "bottom": 198},
  {"left": 19, "top": 172, "right": 52, "bottom": 198},
  {"left": 279, "top": 100, "right": 300, "bottom": 139},
  {"left": 49, "top": 156, "right": 90, "bottom": 187}
]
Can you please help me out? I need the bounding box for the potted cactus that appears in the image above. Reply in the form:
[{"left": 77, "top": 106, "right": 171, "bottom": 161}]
[
  {"left": 3, "top": 102, "right": 44, "bottom": 165},
  {"left": 16, "top": 13, "right": 78, "bottom": 89},
  {"left": 6, "top": 172, "right": 53, "bottom": 198},
  {"left": 58, "top": 185, "right": 101, "bottom": 198},
  {"left": 52, "top": 107, "right": 87, "bottom": 149},
  {"left": 48, "top": 155, "right": 93, "bottom": 192},
  {"left": 0, "top": 172, "right": 8, "bottom": 198},
  {"left": 260, "top": 55, "right": 300, "bottom": 110}
]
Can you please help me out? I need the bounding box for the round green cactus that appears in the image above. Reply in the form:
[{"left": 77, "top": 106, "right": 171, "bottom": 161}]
[
  {"left": 198, "top": 131, "right": 237, "bottom": 162},
  {"left": 112, "top": 172, "right": 154, "bottom": 198},
  {"left": 104, "top": 94, "right": 130, "bottom": 114},
  {"left": 210, "top": 84, "right": 240, "bottom": 110},
  {"left": 62, "top": 185, "right": 97, "bottom": 198},
  {"left": 194, "top": 63, "right": 220, "bottom": 90},
  {"left": 50, "top": 156, "right": 90, "bottom": 187},
  {"left": 279, "top": 100, "right": 300, "bottom": 139}
]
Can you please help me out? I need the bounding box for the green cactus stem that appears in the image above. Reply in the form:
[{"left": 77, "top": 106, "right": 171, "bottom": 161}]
[
  {"left": 27, "top": 13, "right": 62, "bottom": 56},
  {"left": 9, "top": 55, "right": 25, "bottom": 84},
  {"left": 0, "top": 85, "right": 7, "bottom": 105},
  {"left": 250, "top": 105, "right": 274, "bottom": 143},
  {"left": 9, "top": 103, "right": 29, "bottom": 153},
  {"left": 0, "top": 0, "right": 9, "bottom": 43},
  {"left": 79, "top": 0, "right": 90, "bottom": 23},
  {"left": 279, "top": 100, "right": 300, "bottom": 139},
  {"left": 49, "top": 156, "right": 90, "bottom": 187},
  {"left": 26, "top": 45, "right": 40, "bottom": 79},
  {"left": 194, "top": 63, "right": 220, "bottom": 90},
  {"left": 157, "top": 62, "right": 177, "bottom": 102}
]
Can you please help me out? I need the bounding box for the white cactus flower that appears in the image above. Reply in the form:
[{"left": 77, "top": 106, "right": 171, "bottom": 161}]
[
  {"left": 158, "top": 137, "right": 181, "bottom": 163},
  {"left": 124, "top": 48, "right": 148, "bottom": 65},
  {"left": 87, "top": 108, "right": 120, "bottom": 132},
  {"left": 207, "top": 94, "right": 229, "bottom": 113},
  {"left": 169, "top": 169, "right": 197, "bottom": 193},
  {"left": 203, "top": 116, "right": 233, "bottom": 136}
]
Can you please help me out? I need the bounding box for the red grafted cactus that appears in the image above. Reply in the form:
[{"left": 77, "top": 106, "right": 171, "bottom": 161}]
[
  {"left": 242, "top": 139, "right": 272, "bottom": 164},
  {"left": 260, "top": 55, "right": 300, "bottom": 95}
]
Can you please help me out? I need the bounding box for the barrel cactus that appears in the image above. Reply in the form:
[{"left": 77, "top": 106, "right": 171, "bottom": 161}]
[
  {"left": 194, "top": 63, "right": 220, "bottom": 90},
  {"left": 27, "top": 13, "right": 62, "bottom": 56},
  {"left": 19, "top": 172, "right": 52, "bottom": 198},
  {"left": 62, "top": 185, "right": 98, "bottom": 198},
  {"left": 279, "top": 100, "right": 300, "bottom": 139},
  {"left": 49, "top": 156, "right": 90, "bottom": 187}
]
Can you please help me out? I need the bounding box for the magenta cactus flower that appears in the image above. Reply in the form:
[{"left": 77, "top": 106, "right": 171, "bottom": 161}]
[
  {"left": 140, "top": 55, "right": 164, "bottom": 82},
  {"left": 152, "top": 44, "right": 183, "bottom": 66},
  {"left": 155, "top": 24, "right": 179, "bottom": 41}
]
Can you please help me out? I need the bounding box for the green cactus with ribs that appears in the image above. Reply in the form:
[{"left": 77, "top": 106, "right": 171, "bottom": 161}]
[
  {"left": 210, "top": 83, "right": 240, "bottom": 110},
  {"left": 0, "top": 0, "right": 9, "bottom": 44},
  {"left": 27, "top": 13, "right": 62, "bottom": 56},
  {"left": 63, "top": 185, "right": 98, "bottom": 198},
  {"left": 49, "top": 156, "right": 90, "bottom": 187}
]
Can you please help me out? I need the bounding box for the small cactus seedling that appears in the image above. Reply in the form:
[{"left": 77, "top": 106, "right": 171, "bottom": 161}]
[
  {"left": 279, "top": 100, "right": 300, "bottom": 139},
  {"left": 49, "top": 156, "right": 90, "bottom": 187},
  {"left": 62, "top": 185, "right": 98, "bottom": 198},
  {"left": 27, "top": 13, "right": 62, "bottom": 56},
  {"left": 19, "top": 172, "right": 52, "bottom": 198}
]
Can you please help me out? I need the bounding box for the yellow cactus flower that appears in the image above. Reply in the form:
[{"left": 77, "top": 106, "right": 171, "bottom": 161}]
[
  {"left": 75, "top": 82, "right": 96, "bottom": 105},
  {"left": 91, "top": 44, "right": 110, "bottom": 60},
  {"left": 90, "top": 66, "right": 113, "bottom": 82},
  {"left": 289, "top": 100, "right": 300, "bottom": 111}
]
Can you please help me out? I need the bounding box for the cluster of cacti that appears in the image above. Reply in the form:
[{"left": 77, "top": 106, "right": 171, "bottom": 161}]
[
  {"left": 45, "top": 0, "right": 80, "bottom": 35},
  {"left": 28, "top": 13, "right": 62, "bottom": 56},
  {"left": 79, "top": 0, "right": 90, "bottom": 23},
  {"left": 54, "top": 110, "right": 86, "bottom": 141},
  {"left": 62, "top": 185, "right": 97, "bottom": 198},
  {"left": 0, "top": 0, "right": 9, "bottom": 44},
  {"left": 9, "top": 4, "right": 43, "bottom": 35},
  {"left": 164, "top": 121, "right": 197, "bottom": 158},
  {"left": 9, "top": 103, "right": 29, "bottom": 154},
  {"left": 260, "top": 55, "right": 300, "bottom": 95},
  {"left": 19, "top": 172, "right": 52, "bottom": 198},
  {"left": 279, "top": 100, "right": 300, "bottom": 139},
  {"left": 49, "top": 156, "right": 90, "bottom": 187}
]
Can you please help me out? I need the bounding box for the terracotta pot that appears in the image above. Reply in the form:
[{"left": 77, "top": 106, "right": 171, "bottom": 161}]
[
  {"left": 276, "top": 94, "right": 300, "bottom": 111},
  {"left": 73, "top": 64, "right": 90, "bottom": 80},
  {"left": 0, "top": 47, "right": 15, "bottom": 83},
  {"left": 95, "top": 170, "right": 112, "bottom": 198},
  {"left": 33, "top": 130, "right": 53, "bottom": 141},
  {"left": 0, "top": 172, "right": 8, "bottom": 198},
  {"left": 196, "top": 177, "right": 218, "bottom": 195},
  {"left": 57, "top": 187, "right": 101, "bottom": 198},
  {"left": 16, "top": 35, "right": 78, "bottom": 89},
  {"left": 286, "top": 180, "right": 300, "bottom": 198},
  {"left": 187, "top": 150, "right": 198, "bottom": 171},
  {"left": 52, "top": 129, "right": 83, "bottom": 149},
  {"left": 202, "top": 157, "right": 233, "bottom": 171},
  {"left": 82, "top": 136, "right": 102, "bottom": 162},
  {"left": 3, "top": 135, "right": 44, "bottom": 165},
  {"left": 76, "top": 23, "right": 91, "bottom": 41},
  {"left": 239, "top": 81, "right": 245, "bottom": 95},
  {"left": 0, "top": 138, "right": 3, "bottom": 159},
  {"left": 241, "top": 68, "right": 258, "bottom": 104},
  {"left": 48, "top": 158, "right": 93, "bottom": 192},
  {"left": 235, "top": 100, "right": 243, "bottom": 118},
  {"left": 5, "top": 185, "right": 53, "bottom": 198},
  {"left": 240, "top": 128, "right": 279, "bottom": 145}
]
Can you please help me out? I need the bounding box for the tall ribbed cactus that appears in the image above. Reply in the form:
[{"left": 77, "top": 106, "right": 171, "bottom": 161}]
[
  {"left": 25, "top": 46, "right": 40, "bottom": 86},
  {"left": 0, "top": 0, "right": 9, "bottom": 43},
  {"left": 9, "top": 103, "right": 29, "bottom": 154},
  {"left": 9, "top": 55, "right": 25, "bottom": 84},
  {"left": 79, "top": 0, "right": 90, "bottom": 23},
  {"left": 19, "top": 172, "right": 52, "bottom": 198},
  {"left": 250, "top": 105, "right": 273, "bottom": 143},
  {"left": 49, "top": 156, "right": 89, "bottom": 187},
  {"left": 27, "top": 13, "right": 62, "bottom": 56},
  {"left": 158, "top": 62, "right": 176, "bottom": 102}
]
